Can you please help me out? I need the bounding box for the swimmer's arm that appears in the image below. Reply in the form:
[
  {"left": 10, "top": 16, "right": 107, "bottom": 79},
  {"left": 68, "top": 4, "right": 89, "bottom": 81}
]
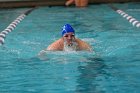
[
  {"left": 38, "top": 44, "right": 61, "bottom": 56},
  {"left": 47, "top": 39, "right": 63, "bottom": 51},
  {"left": 80, "top": 42, "right": 92, "bottom": 51},
  {"left": 65, "top": 0, "right": 74, "bottom": 6},
  {"left": 38, "top": 39, "right": 63, "bottom": 57},
  {"left": 38, "top": 44, "right": 59, "bottom": 57},
  {"left": 85, "top": 44, "right": 93, "bottom": 51},
  {"left": 76, "top": 38, "right": 93, "bottom": 51},
  {"left": 47, "top": 45, "right": 58, "bottom": 51}
]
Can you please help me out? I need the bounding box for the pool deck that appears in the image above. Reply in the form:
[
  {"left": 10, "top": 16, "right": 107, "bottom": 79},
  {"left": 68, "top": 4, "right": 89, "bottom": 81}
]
[{"left": 0, "top": 0, "right": 139, "bottom": 8}]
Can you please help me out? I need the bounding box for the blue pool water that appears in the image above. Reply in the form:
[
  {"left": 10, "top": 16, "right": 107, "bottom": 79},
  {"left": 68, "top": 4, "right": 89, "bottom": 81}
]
[{"left": 0, "top": 2, "right": 140, "bottom": 93}]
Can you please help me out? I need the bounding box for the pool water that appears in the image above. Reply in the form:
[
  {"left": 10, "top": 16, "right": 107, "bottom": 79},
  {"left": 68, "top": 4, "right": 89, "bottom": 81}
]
[{"left": 0, "top": 2, "right": 140, "bottom": 93}]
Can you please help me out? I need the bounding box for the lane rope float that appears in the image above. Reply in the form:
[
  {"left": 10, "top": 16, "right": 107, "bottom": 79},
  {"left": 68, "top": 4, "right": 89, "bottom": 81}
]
[
  {"left": 0, "top": 8, "right": 36, "bottom": 46},
  {"left": 109, "top": 4, "right": 140, "bottom": 28}
]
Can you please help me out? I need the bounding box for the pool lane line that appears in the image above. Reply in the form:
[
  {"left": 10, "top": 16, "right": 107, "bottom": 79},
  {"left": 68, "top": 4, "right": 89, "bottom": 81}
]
[
  {"left": 108, "top": 4, "right": 140, "bottom": 28},
  {"left": 0, "top": 8, "right": 36, "bottom": 46}
]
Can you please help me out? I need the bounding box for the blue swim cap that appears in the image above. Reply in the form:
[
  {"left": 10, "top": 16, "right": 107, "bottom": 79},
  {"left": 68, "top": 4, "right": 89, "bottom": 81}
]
[{"left": 61, "top": 24, "right": 75, "bottom": 36}]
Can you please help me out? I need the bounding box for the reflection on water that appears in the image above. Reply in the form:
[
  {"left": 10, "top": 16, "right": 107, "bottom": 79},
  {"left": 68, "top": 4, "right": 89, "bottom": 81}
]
[{"left": 76, "top": 57, "right": 107, "bottom": 93}]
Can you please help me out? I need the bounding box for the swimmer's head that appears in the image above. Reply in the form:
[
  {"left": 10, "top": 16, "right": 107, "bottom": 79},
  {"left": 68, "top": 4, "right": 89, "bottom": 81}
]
[{"left": 61, "top": 24, "right": 75, "bottom": 36}]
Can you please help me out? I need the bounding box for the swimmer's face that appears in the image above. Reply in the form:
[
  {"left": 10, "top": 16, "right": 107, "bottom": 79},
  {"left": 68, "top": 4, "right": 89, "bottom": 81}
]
[{"left": 63, "top": 32, "right": 75, "bottom": 45}]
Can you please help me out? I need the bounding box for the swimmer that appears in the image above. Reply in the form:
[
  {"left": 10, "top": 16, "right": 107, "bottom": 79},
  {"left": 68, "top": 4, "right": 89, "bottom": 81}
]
[
  {"left": 46, "top": 24, "right": 92, "bottom": 51},
  {"left": 65, "top": 0, "right": 89, "bottom": 7}
]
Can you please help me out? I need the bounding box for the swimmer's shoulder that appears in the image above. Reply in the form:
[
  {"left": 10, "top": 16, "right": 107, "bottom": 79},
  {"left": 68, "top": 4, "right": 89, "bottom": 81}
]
[
  {"left": 75, "top": 38, "right": 92, "bottom": 51},
  {"left": 47, "top": 38, "right": 64, "bottom": 51}
]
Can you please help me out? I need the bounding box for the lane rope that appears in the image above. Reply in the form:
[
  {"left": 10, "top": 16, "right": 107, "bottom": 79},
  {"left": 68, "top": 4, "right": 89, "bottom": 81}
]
[
  {"left": 0, "top": 8, "right": 36, "bottom": 46},
  {"left": 109, "top": 4, "right": 140, "bottom": 28}
]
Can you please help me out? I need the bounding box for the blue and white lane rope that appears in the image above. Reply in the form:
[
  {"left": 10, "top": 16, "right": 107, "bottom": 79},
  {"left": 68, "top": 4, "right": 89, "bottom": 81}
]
[
  {"left": 0, "top": 8, "right": 35, "bottom": 46},
  {"left": 109, "top": 4, "right": 140, "bottom": 28}
]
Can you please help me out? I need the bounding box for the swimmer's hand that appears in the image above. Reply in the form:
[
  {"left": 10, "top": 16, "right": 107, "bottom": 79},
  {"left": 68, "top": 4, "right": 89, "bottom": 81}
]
[
  {"left": 38, "top": 50, "right": 46, "bottom": 56},
  {"left": 37, "top": 50, "right": 49, "bottom": 60}
]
